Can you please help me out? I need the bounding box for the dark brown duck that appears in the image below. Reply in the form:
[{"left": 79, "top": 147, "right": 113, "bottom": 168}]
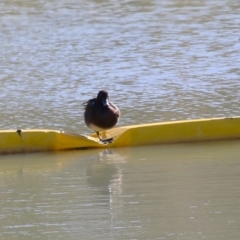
[{"left": 83, "top": 90, "right": 120, "bottom": 143}]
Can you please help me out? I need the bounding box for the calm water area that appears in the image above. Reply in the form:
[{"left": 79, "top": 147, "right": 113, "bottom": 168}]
[{"left": 0, "top": 0, "right": 240, "bottom": 239}]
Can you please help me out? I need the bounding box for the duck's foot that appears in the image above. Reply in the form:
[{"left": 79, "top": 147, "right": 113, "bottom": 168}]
[
  {"left": 96, "top": 132, "right": 113, "bottom": 144},
  {"left": 100, "top": 137, "right": 113, "bottom": 144}
]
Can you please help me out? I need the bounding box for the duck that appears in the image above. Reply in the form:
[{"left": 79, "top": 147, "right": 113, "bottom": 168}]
[{"left": 82, "top": 90, "right": 120, "bottom": 143}]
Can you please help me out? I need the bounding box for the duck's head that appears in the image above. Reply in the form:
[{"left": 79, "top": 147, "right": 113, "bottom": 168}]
[{"left": 96, "top": 90, "right": 109, "bottom": 106}]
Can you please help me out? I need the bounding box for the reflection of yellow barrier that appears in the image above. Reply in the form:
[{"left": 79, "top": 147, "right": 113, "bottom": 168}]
[{"left": 1, "top": 117, "right": 240, "bottom": 154}]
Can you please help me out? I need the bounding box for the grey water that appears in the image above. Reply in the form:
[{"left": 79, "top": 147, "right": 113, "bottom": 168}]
[{"left": 0, "top": 0, "right": 240, "bottom": 239}]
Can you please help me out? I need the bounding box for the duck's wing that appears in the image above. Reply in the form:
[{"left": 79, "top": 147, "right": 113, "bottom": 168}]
[
  {"left": 82, "top": 98, "right": 96, "bottom": 109},
  {"left": 109, "top": 102, "right": 120, "bottom": 116}
]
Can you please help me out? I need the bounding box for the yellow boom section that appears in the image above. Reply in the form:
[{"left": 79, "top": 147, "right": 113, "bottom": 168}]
[{"left": 0, "top": 117, "right": 240, "bottom": 154}]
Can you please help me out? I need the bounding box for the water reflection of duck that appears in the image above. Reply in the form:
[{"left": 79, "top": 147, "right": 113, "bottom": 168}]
[
  {"left": 82, "top": 90, "right": 120, "bottom": 143},
  {"left": 85, "top": 150, "right": 126, "bottom": 196}
]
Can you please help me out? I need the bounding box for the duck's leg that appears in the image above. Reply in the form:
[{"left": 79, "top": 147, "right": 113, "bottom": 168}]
[{"left": 96, "top": 132, "right": 113, "bottom": 144}]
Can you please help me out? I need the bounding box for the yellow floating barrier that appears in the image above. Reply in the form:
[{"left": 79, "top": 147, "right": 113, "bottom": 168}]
[{"left": 1, "top": 117, "right": 240, "bottom": 154}]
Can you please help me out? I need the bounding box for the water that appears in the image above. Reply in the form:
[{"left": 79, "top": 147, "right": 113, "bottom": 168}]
[
  {"left": 1, "top": 0, "right": 240, "bottom": 131},
  {"left": 1, "top": 143, "right": 240, "bottom": 239},
  {"left": 0, "top": 0, "right": 240, "bottom": 239}
]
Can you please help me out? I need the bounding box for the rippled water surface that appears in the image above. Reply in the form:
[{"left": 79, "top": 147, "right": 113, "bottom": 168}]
[
  {"left": 1, "top": 0, "right": 240, "bottom": 131},
  {"left": 1, "top": 0, "right": 240, "bottom": 239}
]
